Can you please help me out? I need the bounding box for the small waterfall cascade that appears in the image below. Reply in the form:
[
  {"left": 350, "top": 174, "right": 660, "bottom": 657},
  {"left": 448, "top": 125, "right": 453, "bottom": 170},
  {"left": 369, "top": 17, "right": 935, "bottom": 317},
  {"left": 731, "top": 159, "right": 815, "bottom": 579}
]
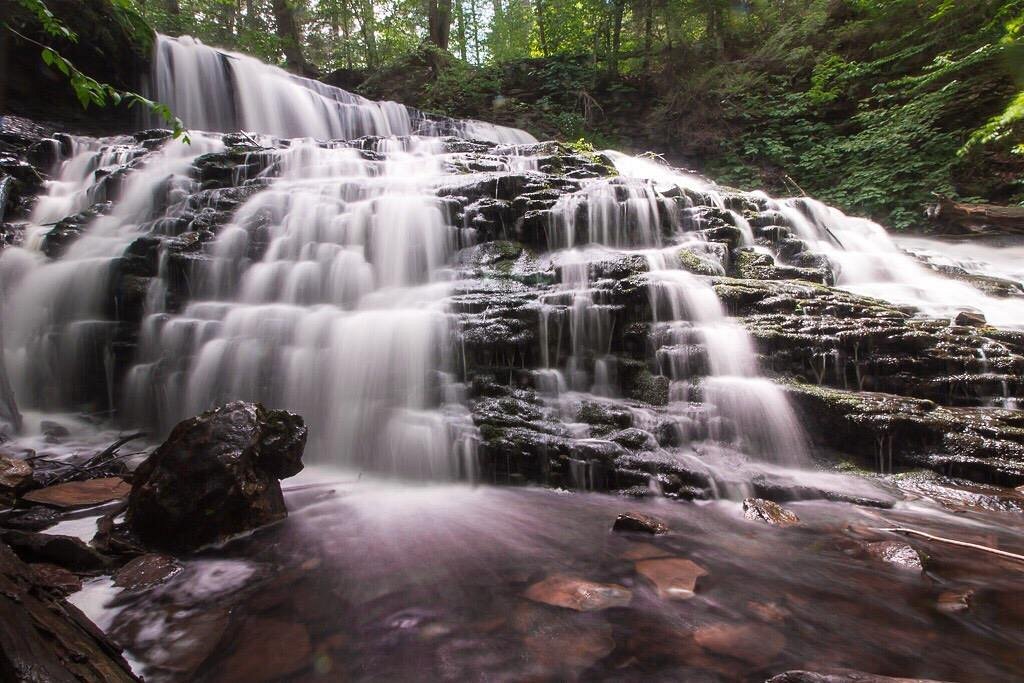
[
  {"left": 770, "top": 197, "right": 1024, "bottom": 327},
  {"left": 151, "top": 35, "right": 535, "bottom": 144},
  {"left": 537, "top": 167, "right": 808, "bottom": 474}
]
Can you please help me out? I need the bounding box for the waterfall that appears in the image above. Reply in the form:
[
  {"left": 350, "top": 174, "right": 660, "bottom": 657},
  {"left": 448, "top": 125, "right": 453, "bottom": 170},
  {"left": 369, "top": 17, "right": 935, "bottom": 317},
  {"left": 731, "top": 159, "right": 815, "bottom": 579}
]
[
  {"left": 12, "top": 32, "right": 1016, "bottom": 488},
  {"left": 150, "top": 34, "right": 535, "bottom": 145}
]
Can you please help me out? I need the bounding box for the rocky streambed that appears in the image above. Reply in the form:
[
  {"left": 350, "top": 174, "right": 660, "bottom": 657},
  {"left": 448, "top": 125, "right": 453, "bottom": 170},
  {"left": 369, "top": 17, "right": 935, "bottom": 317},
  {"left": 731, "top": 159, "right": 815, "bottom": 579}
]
[{"left": 2, "top": 109, "right": 1024, "bottom": 681}]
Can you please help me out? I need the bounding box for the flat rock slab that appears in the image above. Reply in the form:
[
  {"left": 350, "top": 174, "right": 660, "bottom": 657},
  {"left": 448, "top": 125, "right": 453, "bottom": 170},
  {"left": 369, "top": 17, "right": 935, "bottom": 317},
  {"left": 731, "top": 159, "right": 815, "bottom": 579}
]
[
  {"left": 113, "top": 554, "right": 182, "bottom": 591},
  {"left": 23, "top": 477, "right": 131, "bottom": 509},
  {"left": 524, "top": 574, "right": 633, "bottom": 611},
  {"left": 635, "top": 557, "right": 707, "bottom": 600}
]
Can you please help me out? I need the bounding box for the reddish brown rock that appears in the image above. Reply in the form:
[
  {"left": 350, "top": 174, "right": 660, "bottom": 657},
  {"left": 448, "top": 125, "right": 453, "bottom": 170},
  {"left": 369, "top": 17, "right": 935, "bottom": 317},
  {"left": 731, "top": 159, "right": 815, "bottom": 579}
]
[
  {"left": 635, "top": 557, "right": 707, "bottom": 600},
  {"left": 524, "top": 574, "right": 633, "bottom": 611},
  {"left": 23, "top": 477, "right": 131, "bottom": 509},
  {"left": 694, "top": 622, "right": 785, "bottom": 666},
  {"left": 620, "top": 542, "right": 674, "bottom": 560}
]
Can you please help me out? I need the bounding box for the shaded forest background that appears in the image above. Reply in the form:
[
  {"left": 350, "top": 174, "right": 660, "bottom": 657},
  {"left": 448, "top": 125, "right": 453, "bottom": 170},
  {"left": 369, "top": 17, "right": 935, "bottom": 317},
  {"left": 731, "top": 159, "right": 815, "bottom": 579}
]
[{"left": 10, "top": 0, "right": 1024, "bottom": 228}]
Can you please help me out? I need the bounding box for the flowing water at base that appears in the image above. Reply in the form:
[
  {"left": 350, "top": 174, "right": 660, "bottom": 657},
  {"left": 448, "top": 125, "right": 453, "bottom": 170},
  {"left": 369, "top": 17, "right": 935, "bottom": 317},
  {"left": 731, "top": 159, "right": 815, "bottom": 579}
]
[{"left": 65, "top": 467, "right": 1024, "bottom": 682}]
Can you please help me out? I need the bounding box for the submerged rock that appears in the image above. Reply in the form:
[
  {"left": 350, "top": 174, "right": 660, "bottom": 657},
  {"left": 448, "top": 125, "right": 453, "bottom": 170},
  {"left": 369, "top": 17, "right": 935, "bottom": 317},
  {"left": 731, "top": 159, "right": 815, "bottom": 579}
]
[
  {"left": 524, "top": 574, "right": 633, "bottom": 611},
  {"left": 635, "top": 557, "right": 707, "bottom": 599},
  {"left": 694, "top": 622, "right": 785, "bottom": 666},
  {"left": 742, "top": 498, "right": 800, "bottom": 527},
  {"left": 864, "top": 541, "right": 923, "bottom": 572},
  {"left": 126, "top": 401, "right": 307, "bottom": 552}
]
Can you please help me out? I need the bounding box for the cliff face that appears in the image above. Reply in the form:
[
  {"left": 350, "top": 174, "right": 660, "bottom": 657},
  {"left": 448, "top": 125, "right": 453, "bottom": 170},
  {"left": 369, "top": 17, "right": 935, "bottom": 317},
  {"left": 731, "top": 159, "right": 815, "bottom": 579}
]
[{"left": 0, "top": 0, "right": 153, "bottom": 134}]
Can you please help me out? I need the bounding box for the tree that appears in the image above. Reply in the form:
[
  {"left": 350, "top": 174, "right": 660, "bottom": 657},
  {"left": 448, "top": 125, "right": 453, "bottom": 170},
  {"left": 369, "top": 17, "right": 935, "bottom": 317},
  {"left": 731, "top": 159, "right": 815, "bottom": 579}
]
[
  {"left": 271, "top": 0, "right": 310, "bottom": 73},
  {"left": 427, "top": 0, "right": 453, "bottom": 50}
]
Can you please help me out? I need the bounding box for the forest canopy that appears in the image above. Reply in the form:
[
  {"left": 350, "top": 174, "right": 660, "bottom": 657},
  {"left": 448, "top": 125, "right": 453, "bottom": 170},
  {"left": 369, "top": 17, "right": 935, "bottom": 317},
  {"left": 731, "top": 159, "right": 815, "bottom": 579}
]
[{"left": 11, "top": 0, "right": 1024, "bottom": 228}]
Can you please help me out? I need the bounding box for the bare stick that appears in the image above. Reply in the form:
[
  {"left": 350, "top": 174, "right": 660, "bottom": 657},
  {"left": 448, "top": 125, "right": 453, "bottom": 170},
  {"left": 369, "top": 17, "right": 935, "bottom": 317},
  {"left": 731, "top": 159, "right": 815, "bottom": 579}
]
[{"left": 878, "top": 527, "right": 1024, "bottom": 564}]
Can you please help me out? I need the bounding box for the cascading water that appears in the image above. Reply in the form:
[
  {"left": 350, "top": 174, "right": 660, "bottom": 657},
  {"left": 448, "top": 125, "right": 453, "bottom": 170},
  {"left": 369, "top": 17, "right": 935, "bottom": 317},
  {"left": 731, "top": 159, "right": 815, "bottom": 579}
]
[
  {"left": 151, "top": 34, "right": 535, "bottom": 144},
  {"left": 3, "top": 33, "right": 1021, "bottom": 489}
]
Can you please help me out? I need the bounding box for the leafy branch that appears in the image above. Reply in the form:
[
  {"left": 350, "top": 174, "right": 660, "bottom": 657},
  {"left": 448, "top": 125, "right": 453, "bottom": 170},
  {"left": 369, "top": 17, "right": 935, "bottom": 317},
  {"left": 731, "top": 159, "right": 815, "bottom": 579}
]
[{"left": 10, "top": 0, "right": 189, "bottom": 143}]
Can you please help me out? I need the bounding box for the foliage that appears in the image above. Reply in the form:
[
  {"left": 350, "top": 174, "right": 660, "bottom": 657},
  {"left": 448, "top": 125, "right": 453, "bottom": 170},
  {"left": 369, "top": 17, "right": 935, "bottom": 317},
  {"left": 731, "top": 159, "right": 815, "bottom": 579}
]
[
  {"left": 10, "top": 0, "right": 188, "bottom": 141},
  {"left": 18, "top": 0, "right": 1024, "bottom": 225}
]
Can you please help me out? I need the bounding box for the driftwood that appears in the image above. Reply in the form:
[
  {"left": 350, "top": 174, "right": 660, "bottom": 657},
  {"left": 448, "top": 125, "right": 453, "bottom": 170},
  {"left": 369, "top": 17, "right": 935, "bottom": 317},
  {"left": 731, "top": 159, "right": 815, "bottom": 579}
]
[
  {"left": 0, "top": 541, "right": 138, "bottom": 682},
  {"left": 927, "top": 196, "right": 1024, "bottom": 237}
]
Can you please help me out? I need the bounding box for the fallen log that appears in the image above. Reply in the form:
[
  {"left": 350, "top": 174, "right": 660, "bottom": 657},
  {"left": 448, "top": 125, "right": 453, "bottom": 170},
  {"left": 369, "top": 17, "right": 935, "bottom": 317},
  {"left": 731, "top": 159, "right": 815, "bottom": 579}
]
[{"left": 927, "top": 196, "right": 1024, "bottom": 236}]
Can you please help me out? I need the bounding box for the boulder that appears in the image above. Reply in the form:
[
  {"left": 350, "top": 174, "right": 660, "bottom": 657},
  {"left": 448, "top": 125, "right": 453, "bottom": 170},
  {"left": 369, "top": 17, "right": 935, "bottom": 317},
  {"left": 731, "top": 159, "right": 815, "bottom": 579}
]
[
  {"left": 126, "top": 402, "right": 306, "bottom": 552},
  {"left": 0, "top": 453, "right": 34, "bottom": 497},
  {"left": 612, "top": 511, "right": 670, "bottom": 534},
  {"left": 954, "top": 310, "right": 987, "bottom": 327}
]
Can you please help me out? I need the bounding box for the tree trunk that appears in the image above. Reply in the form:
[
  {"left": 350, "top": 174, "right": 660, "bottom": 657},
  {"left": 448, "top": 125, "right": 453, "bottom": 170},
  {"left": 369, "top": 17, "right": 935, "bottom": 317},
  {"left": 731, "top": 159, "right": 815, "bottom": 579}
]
[
  {"left": 470, "top": 0, "right": 480, "bottom": 63},
  {"left": 641, "top": 0, "right": 653, "bottom": 72},
  {"left": 534, "top": 0, "right": 549, "bottom": 56},
  {"left": 609, "top": 0, "right": 625, "bottom": 74},
  {"left": 245, "top": 0, "right": 259, "bottom": 29},
  {"left": 456, "top": 0, "right": 468, "bottom": 61},
  {"left": 271, "top": 0, "right": 310, "bottom": 74},
  {"left": 427, "top": 0, "right": 454, "bottom": 51},
  {"left": 359, "top": 0, "right": 379, "bottom": 68}
]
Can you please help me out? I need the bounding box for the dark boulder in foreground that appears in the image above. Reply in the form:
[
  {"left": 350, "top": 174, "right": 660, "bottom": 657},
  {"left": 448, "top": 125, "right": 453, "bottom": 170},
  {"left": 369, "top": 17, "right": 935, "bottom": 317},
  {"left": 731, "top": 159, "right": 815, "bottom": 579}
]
[{"left": 126, "top": 401, "right": 307, "bottom": 552}]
